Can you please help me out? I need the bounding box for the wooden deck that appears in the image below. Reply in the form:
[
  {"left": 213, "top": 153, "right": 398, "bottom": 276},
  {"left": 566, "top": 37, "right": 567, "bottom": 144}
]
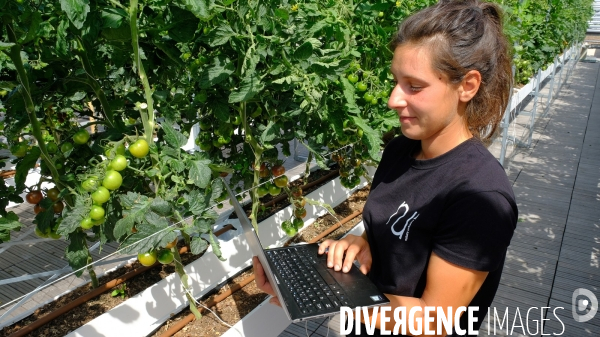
[{"left": 279, "top": 51, "right": 600, "bottom": 336}]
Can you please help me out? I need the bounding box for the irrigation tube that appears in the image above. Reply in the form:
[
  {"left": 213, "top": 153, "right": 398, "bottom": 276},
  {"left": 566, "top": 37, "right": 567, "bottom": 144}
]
[{"left": 159, "top": 209, "right": 363, "bottom": 337}]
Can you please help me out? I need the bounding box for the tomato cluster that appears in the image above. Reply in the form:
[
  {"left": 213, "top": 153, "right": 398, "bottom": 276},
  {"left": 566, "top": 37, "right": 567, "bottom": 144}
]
[
  {"left": 137, "top": 239, "right": 177, "bottom": 266},
  {"left": 78, "top": 140, "right": 145, "bottom": 230},
  {"left": 26, "top": 188, "right": 64, "bottom": 239}
]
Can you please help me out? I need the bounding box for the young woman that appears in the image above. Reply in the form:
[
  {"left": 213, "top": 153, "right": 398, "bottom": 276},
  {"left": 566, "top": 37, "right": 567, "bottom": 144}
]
[{"left": 253, "top": 0, "right": 518, "bottom": 335}]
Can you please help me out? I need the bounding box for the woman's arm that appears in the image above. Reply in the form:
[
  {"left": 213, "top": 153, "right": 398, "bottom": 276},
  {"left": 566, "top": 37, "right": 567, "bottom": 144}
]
[{"left": 362, "top": 252, "right": 488, "bottom": 336}]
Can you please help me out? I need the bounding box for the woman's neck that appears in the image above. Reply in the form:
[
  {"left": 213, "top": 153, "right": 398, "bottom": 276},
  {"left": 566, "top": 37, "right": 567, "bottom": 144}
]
[{"left": 418, "top": 121, "right": 473, "bottom": 160}]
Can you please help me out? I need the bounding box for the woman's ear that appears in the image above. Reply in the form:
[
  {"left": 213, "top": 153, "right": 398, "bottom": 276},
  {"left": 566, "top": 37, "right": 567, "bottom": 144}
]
[{"left": 458, "top": 70, "right": 481, "bottom": 103}]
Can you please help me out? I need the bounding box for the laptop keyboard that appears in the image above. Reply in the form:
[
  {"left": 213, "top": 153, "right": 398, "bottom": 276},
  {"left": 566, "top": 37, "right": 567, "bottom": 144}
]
[{"left": 266, "top": 247, "right": 354, "bottom": 314}]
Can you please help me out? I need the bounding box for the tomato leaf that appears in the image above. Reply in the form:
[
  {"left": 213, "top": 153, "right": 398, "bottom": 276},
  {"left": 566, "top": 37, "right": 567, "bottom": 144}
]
[
  {"left": 161, "top": 120, "right": 188, "bottom": 148},
  {"left": 188, "top": 159, "right": 212, "bottom": 189},
  {"left": 14, "top": 146, "right": 40, "bottom": 189},
  {"left": 150, "top": 197, "right": 171, "bottom": 216},
  {"left": 203, "top": 24, "right": 236, "bottom": 47},
  {"left": 350, "top": 116, "right": 382, "bottom": 162},
  {"left": 229, "top": 72, "right": 264, "bottom": 103},
  {"left": 55, "top": 19, "right": 69, "bottom": 58},
  {"left": 113, "top": 192, "right": 151, "bottom": 239},
  {"left": 194, "top": 218, "right": 212, "bottom": 234},
  {"left": 210, "top": 178, "right": 224, "bottom": 201},
  {"left": 259, "top": 121, "right": 280, "bottom": 146},
  {"left": 57, "top": 196, "right": 88, "bottom": 236},
  {"left": 198, "top": 56, "right": 234, "bottom": 89},
  {"left": 119, "top": 217, "right": 174, "bottom": 254},
  {"left": 186, "top": 189, "right": 210, "bottom": 215},
  {"left": 65, "top": 231, "right": 89, "bottom": 277},
  {"left": 207, "top": 231, "right": 225, "bottom": 261},
  {"left": 101, "top": 8, "right": 127, "bottom": 29},
  {"left": 178, "top": 0, "right": 212, "bottom": 20},
  {"left": 60, "top": 0, "right": 90, "bottom": 29},
  {"left": 190, "top": 236, "right": 209, "bottom": 255},
  {"left": 0, "top": 212, "right": 22, "bottom": 243},
  {"left": 293, "top": 41, "right": 314, "bottom": 60},
  {"left": 34, "top": 207, "right": 55, "bottom": 233}
]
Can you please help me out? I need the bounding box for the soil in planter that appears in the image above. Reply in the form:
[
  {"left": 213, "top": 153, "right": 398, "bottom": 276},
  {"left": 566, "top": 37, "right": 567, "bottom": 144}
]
[{"left": 152, "top": 185, "right": 371, "bottom": 336}]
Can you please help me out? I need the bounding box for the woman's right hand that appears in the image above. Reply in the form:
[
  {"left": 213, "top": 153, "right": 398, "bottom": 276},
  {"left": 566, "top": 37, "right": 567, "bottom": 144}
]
[{"left": 318, "top": 233, "right": 372, "bottom": 275}]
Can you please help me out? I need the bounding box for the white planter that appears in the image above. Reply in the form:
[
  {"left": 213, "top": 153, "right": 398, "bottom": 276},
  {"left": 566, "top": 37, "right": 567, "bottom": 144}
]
[{"left": 66, "top": 166, "right": 376, "bottom": 337}]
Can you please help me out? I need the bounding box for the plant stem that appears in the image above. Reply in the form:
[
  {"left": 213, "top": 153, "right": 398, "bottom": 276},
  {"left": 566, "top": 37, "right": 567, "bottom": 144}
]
[
  {"left": 3, "top": 22, "right": 72, "bottom": 206},
  {"left": 129, "top": 0, "right": 155, "bottom": 144},
  {"left": 240, "top": 102, "right": 264, "bottom": 231},
  {"left": 172, "top": 246, "right": 202, "bottom": 320},
  {"left": 87, "top": 249, "right": 99, "bottom": 288},
  {"left": 74, "top": 37, "right": 115, "bottom": 128}
]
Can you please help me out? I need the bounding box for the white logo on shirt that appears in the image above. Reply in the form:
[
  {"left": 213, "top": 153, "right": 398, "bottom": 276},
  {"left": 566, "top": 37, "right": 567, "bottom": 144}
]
[{"left": 386, "top": 201, "right": 419, "bottom": 241}]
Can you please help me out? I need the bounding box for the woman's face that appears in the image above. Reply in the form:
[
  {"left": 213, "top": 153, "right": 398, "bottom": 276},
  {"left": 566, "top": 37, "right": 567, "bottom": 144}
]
[{"left": 387, "top": 44, "right": 467, "bottom": 143}]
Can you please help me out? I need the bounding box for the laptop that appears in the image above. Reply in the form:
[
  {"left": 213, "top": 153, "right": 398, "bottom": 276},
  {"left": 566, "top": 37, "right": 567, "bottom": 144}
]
[{"left": 223, "top": 181, "right": 389, "bottom": 322}]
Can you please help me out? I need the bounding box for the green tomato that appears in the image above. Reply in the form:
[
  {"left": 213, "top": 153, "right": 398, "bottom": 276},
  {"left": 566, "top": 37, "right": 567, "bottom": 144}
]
[
  {"left": 268, "top": 184, "right": 281, "bottom": 196},
  {"left": 102, "top": 170, "right": 122, "bottom": 190},
  {"left": 61, "top": 142, "right": 74, "bottom": 154},
  {"left": 46, "top": 142, "right": 58, "bottom": 154},
  {"left": 257, "top": 185, "right": 269, "bottom": 198},
  {"left": 73, "top": 129, "right": 90, "bottom": 145},
  {"left": 10, "top": 143, "right": 29, "bottom": 158},
  {"left": 356, "top": 82, "right": 368, "bottom": 91},
  {"left": 89, "top": 205, "right": 105, "bottom": 220},
  {"left": 129, "top": 139, "right": 149, "bottom": 158},
  {"left": 218, "top": 135, "right": 231, "bottom": 145},
  {"left": 199, "top": 120, "right": 212, "bottom": 130},
  {"left": 80, "top": 217, "right": 94, "bottom": 229},
  {"left": 363, "top": 93, "right": 375, "bottom": 102},
  {"left": 281, "top": 220, "right": 297, "bottom": 236},
  {"left": 137, "top": 251, "right": 158, "bottom": 267},
  {"left": 347, "top": 74, "right": 359, "bottom": 83},
  {"left": 293, "top": 218, "right": 304, "bottom": 230},
  {"left": 82, "top": 178, "right": 98, "bottom": 192},
  {"left": 92, "top": 217, "right": 105, "bottom": 226},
  {"left": 199, "top": 142, "right": 213, "bottom": 151},
  {"left": 370, "top": 98, "right": 378, "bottom": 105},
  {"left": 157, "top": 249, "right": 175, "bottom": 264},
  {"left": 35, "top": 226, "right": 49, "bottom": 238},
  {"left": 91, "top": 186, "right": 110, "bottom": 204},
  {"left": 378, "top": 11, "right": 384, "bottom": 17},
  {"left": 231, "top": 115, "right": 242, "bottom": 125},
  {"left": 110, "top": 155, "right": 128, "bottom": 171},
  {"left": 274, "top": 175, "right": 289, "bottom": 188}
]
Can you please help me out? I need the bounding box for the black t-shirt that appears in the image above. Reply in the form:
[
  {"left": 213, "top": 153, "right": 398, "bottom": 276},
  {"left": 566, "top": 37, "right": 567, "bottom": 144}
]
[{"left": 352, "top": 136, "right": 517, "bottom": 336}]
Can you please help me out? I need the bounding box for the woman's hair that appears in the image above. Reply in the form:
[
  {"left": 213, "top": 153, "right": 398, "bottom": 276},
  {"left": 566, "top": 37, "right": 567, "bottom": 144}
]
[{"left": 390, "top": 0, "right": 512, "bottom": 141}]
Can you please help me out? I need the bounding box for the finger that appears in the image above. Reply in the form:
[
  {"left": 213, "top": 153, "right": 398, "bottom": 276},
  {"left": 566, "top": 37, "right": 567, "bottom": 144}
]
[
  {"left": 332, "top": 240, "right": 349, "bottom": 272},
  {"left": 318, "top": 240, "right": 333, "bottom": 254},
  {"left": 253, "top": 256, "right": 267, "bottom": 288},
  {"left": 359, "top": 263, "right": 370, "bottom": 275},
  {"left": 326, "top": 240, "right": 339, "bottom": 269},
  {"left": 342, "top": 243, "right": 361, "bottom": 273},
  {"left": 269, "top": 296, "right": 282, "bottom": 307}
]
